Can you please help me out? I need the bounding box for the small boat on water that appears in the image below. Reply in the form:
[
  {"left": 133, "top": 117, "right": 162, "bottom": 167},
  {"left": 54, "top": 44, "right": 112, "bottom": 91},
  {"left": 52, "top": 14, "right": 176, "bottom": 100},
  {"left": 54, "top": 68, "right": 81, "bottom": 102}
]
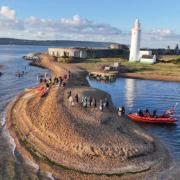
[{"left": 128, "top": 113, "right": 177, "bottom": 124}]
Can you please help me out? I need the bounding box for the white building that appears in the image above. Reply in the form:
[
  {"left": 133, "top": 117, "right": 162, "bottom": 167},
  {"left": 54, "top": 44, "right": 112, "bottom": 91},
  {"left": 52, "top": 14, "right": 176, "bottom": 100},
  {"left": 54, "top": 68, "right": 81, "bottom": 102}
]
[
  {"left": 139, "top": 50, "right": 156, "bottom": 64},
  {"left": 129, "top": 20, "right": 156, "bottom": 64},
  {"left": 140, "top": 54, "right": 156, "bottom": 64},
  {"left": 129, "top": 19, "right": 141, "bottom": 62},
  {"left": 48, "top": 48, "right": 88, "bottom": 59},
  {"left": 139, "top": 50, "right": 152, "bottom": 57}
]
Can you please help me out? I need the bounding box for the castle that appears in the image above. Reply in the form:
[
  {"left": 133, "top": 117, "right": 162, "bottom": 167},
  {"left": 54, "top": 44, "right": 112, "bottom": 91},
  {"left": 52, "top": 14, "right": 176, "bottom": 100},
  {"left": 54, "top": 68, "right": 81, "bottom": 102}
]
[{"left": 48, "top": 44, "right": 128, "bottom": 60}]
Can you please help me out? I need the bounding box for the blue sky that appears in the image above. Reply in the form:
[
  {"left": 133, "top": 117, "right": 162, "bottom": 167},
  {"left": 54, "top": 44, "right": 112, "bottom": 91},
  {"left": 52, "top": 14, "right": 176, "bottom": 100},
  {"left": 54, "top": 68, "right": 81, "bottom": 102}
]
[{"left": 0, "top": 0, "right": 180, "bottom": 48}]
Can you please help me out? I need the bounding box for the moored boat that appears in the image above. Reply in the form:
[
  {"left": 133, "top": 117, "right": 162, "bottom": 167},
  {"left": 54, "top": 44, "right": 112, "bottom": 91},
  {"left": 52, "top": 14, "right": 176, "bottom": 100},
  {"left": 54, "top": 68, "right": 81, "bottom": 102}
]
[{"left": 128, "top": 113, "right": 177, "bottom": 124}]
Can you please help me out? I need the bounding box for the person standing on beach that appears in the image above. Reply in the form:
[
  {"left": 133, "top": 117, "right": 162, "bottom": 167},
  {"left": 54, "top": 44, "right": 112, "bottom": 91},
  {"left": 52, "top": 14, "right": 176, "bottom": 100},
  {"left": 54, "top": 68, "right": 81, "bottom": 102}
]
[
  {"left": 59, "top": 76, "right": 63, "bottom": 86},
  {"left": 83, "top": 97, "right": 87, "bottom": 108},
  {"left": 46, "top": 83, "right": 50, "bottom": 89},
  {"left": 94, "top": 98, "right": 97, "bottom": 108},
  {"left": 64, "top": 74, "right": 67, "bottom": 80},
  {"left": 99, "top": 99, "right": 103, "bottom": 111},
  {"left": 118, "top": 106, "right": 125, "bottom": 116},
  {"left": 69, "top": 95, "right": 74, "bottom": 106},
  {"left": 68, "top": 71, "right": 71, "bottom": 79},
  {"left": 92, "top": 97, "right": 97, "bottom": 108},
  {"left": 87, "top": 96, "right": 91, "bottom": 107},
  {"left": 75, "top": 94, "right": 79, "bottom": 103},
  {"left": 89, "top": 96, "right": 92, "bottom": 107},
  {"left": 103, "top": 98, "right": 109, "bottom": 109},
  {"left": 61, "top": 82, "right": 66, "bottom": 88},
  {"left": 48, "top": 78, "right": 52, "bottom": 86},
  {"left": 67, "top": 91, "right": 71, "bottom": 99}
]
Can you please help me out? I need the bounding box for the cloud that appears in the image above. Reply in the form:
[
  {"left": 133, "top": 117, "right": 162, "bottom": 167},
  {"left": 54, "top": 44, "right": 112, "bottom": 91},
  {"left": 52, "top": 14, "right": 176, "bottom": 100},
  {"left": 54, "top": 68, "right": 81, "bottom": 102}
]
[
  {"left": 144, "top": 29, "right": 180, "bottom": 42},
  {"left": 0, "top": 6, "right": 180, "bottom": 48},
  {"left": 152, "top": 29, "right": 173, "bottom": 37},
  {"left": 0, "top": 6, "right": 24, "bottom": 30},
  {"left": 0, "top": 6, "right": 16, "bottom": 20},
  {"left": 25, "top": 14, "right": 122, "bottom": 36},
  {"left": 61, "top": 15, "right": 84, "bottom": 26}
]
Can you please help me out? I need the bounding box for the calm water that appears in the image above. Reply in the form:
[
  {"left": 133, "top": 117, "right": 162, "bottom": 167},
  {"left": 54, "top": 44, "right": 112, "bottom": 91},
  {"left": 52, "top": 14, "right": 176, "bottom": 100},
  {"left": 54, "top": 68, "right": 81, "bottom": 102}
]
[{"left": 88, "top": 78, "right": 180, "bottom": 161}]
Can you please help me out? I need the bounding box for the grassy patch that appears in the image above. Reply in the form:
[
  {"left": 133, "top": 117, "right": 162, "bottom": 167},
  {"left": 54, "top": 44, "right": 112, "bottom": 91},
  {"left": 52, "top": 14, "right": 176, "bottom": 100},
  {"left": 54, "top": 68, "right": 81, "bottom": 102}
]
[
  {"left": 159, "top": 55, "right": 180, "bottom": 62},
  {"left": 78, "top": 57, "right": 180, "bottom": 77}
]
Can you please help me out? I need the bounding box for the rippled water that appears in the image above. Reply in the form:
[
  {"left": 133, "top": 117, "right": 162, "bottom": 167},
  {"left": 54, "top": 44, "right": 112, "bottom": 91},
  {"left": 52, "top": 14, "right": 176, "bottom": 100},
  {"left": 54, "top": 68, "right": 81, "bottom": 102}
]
[
  {"left": 88, "top": 78, "right": 180, "bottom": 161},
  {"left": 0, "top": 45, "right": 52, "bottom": 179}
]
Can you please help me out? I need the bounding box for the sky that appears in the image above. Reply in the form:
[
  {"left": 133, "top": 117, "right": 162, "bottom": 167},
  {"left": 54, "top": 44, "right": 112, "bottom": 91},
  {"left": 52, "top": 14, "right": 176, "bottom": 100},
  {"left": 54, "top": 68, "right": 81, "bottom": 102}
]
[{"left": 0, "top": 0, "right": 180, "bottom": 48}]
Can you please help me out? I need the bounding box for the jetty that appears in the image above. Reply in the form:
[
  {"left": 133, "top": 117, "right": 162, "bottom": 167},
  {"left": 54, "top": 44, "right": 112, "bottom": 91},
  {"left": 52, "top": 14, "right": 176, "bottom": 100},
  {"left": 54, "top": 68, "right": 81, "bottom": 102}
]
[{"left": 89, "top": 71, "right": 118, "bottom": 80}]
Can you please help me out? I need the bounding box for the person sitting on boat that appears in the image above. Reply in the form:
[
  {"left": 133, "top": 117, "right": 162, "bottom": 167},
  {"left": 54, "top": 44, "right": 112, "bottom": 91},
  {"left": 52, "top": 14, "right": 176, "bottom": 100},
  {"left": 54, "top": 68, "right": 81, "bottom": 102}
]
[
  {"left": 153, "top": 110, "right": 157, "bottom": 118},
  {"left": 144, "top": 108, "right": 150, "bottom": 116},
  {"left": 138, "top": 109, "right": 144, "bottom": 117},
  {"left": 166, "top": 108, "right": 174, "bottom": 116},
  {"left": 161, "top": 108, "right": 174, "bottom": 118},
  {"left": 145, "top": 108, "right": 149, "bottom": 114}
]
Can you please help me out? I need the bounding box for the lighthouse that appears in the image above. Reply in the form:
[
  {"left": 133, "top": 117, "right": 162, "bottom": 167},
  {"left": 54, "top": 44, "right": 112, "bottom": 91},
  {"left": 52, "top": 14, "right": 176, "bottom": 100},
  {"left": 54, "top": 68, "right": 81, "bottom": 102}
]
[{"left": 129, "top": 19, "right": 141, "bottom": 62}]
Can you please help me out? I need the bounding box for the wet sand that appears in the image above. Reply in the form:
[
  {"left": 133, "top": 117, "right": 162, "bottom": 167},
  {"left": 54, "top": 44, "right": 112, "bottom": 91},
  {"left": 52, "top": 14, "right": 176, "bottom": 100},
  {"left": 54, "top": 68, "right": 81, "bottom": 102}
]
[{"left": 6, "top": 53, "right": 171, "bottom": 179}]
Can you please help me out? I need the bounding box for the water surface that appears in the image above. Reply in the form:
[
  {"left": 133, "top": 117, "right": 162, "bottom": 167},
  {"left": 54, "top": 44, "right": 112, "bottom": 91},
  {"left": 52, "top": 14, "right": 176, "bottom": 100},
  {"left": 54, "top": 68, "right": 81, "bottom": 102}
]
[{"left": 0, "top": 45, "right": 52, "bottom": 179}]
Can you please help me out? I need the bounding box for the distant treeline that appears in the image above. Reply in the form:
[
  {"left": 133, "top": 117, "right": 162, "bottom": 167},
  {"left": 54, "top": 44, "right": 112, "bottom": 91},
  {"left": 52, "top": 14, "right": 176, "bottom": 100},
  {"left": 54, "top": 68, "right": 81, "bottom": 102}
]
[{"left": 0, "top": 38, "right": 113, "bottom": 48}]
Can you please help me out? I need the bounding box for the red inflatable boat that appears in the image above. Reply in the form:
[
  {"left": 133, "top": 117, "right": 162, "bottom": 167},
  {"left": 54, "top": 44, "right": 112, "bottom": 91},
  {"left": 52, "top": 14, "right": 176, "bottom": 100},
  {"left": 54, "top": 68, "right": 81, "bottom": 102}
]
[{"left": 128, "top": 113, "right": 177, "bottom": 124}]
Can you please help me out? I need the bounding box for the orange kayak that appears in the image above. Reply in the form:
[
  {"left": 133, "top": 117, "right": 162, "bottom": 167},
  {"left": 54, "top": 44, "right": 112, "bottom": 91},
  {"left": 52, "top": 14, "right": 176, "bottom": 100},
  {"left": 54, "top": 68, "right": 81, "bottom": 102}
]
[
  {"left": 128, "top": 113, "right": 176, "bottom": 124},
  {"left": 25, "top": 86, "right": 49, "bottom": 96}
]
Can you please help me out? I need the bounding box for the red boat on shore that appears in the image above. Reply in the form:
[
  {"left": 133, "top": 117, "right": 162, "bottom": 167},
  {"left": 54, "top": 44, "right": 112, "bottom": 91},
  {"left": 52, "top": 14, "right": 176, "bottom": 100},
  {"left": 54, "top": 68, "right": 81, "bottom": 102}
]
[{"left": 128, "top": 113, "right": 177, "bottom": 124}]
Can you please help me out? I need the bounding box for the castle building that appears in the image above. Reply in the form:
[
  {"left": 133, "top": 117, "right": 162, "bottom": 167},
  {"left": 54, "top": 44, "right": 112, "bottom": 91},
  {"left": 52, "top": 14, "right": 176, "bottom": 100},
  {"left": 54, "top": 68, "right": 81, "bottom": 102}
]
[{"left": 48, "top": 44, "right": 128, "bottom": 60}]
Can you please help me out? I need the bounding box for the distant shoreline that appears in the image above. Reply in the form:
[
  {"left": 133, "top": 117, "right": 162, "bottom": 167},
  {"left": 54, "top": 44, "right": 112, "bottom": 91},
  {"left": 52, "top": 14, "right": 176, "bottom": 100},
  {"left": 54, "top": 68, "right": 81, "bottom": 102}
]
[{"left": 0, "top": 38, "right": 114, "bottom": 47}]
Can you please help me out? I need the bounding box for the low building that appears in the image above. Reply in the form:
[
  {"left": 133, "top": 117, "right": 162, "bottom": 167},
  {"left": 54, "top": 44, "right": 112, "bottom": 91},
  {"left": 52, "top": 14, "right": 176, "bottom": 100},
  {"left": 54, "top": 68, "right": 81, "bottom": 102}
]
[
  {"left": 140, "top": 55, "right": 156, "bottom": 64},
  {"left": 48, "top": 48, "right": 87, "bottom": 58},
  {"left": 48, "top": 46, "right": 128, "bottom": 59},
  {"left": 109, "top": 43, "right": 128, "bottom": 50},
  {"left": 139, "top": 50, "right": 152, "bottom": 57}
]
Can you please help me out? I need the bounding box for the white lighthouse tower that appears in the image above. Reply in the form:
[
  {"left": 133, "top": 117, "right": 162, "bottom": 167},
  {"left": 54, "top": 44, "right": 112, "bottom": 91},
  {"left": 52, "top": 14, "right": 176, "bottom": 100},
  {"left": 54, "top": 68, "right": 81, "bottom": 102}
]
[{"left": 129, "top": 19, "right": 141, "bottom": 62}]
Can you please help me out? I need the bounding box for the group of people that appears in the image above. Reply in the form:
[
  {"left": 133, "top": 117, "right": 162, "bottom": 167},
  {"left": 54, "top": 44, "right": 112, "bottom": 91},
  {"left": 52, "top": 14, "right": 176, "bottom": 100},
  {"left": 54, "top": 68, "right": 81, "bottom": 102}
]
[
  {"left": 138, "top": 108, "right": 157, "bottom": 117},
  {"left": 39, "top": 71, "right": 71, "bottom": 89},
  {"left": 67, "top": 90, "right": 109, "bottom": 111}
]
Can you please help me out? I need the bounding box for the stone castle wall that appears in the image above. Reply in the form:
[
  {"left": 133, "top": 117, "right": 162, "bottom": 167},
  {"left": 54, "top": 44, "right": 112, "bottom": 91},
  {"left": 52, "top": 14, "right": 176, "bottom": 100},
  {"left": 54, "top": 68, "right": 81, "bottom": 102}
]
[{"left": 48, "top": 48, "right": 125, "bottom": 59}]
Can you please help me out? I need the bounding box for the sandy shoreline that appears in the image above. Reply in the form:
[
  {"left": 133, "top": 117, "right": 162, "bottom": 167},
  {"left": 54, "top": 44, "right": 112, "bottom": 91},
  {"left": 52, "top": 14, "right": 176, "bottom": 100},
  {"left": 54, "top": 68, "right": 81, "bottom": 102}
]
[{"left": 6, "top": 53, "right": 172, "bottom": 179}]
